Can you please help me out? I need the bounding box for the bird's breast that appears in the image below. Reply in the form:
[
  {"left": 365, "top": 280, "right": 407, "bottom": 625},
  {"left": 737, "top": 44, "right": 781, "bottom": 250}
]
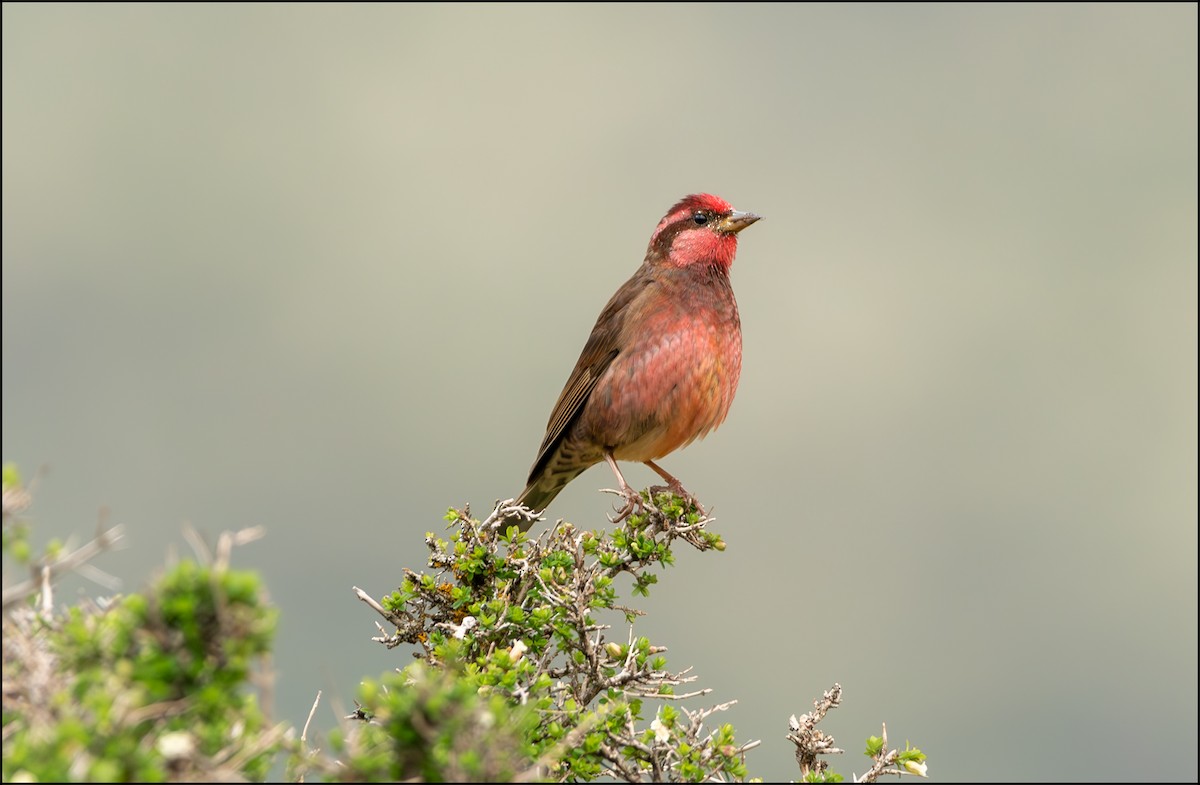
[{"left": 581, "top": 280, "right": 742, "bottom": 461}]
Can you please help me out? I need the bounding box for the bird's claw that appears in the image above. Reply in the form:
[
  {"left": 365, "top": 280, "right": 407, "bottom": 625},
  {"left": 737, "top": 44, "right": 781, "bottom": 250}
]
[
  {"left": 602, "top": 486, "right": 645, "bottom": 523},
  {"left": 648, "top": 482, "right": 706, "bottom": 517}
]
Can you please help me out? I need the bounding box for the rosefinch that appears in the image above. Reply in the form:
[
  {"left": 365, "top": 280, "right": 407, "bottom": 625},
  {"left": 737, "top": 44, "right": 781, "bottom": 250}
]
[{"left": 510, "top": 193, "right": 760, "bottom": 530}]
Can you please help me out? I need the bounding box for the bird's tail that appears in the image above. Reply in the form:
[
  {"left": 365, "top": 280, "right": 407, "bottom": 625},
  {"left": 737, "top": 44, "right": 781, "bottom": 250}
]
[{"left": 502, "top": 451, "right": 599, "bottom": 531}]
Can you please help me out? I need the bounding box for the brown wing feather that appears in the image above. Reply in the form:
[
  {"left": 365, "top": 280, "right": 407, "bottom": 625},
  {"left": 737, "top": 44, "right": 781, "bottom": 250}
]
[{"left": 525, "top": 267, "right": 655, "bottom": 484}]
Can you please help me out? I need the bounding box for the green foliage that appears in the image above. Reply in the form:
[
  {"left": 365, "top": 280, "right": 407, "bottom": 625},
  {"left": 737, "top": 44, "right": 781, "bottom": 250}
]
[
  {"left": 861, "top": 731, "right": 928, "bottom": 780},
  {"left": 895, "top": 741, "right": 929, "bottom": 777},
  {"left": 337, "top": 494, "right": 754, "bottom": 782},
  {"left": 4, "top": 561, "right": 281, "bottom": 781},
  {"left": 4, "top": 463, "right": 930, "bottom": 782},
  {"left": 324, "top": 662, "right": 540, "bottom": 781},
  {"left": 2, "top": 462, "right": 32, "bottom": 564},
  {"left": 2, "top": 474, "right": 285, "bottom": 782}
]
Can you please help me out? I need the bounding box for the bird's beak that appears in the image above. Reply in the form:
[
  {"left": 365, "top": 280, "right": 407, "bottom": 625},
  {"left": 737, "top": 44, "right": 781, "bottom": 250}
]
[{"left": 719, "top": 210, "right": 762, "bottom": 234}]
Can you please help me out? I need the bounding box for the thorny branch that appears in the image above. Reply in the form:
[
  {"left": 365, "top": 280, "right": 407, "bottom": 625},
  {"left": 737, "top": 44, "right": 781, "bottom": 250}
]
[
  {"left": 786, "top": 684, "right": 928, "bottom": 782},
  {"left": 788, "top": 683, "right": 846, "bottom": 779},
  {"left": 2, "top": 513, "right": 126, "bottom": 611},
  {"left": 352, "top": 491, "right": 752, "bottom": 782}
]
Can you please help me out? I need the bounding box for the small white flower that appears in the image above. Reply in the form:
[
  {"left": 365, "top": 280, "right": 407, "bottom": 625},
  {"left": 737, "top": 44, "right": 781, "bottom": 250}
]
[
  {"left": 650, "top": 717, "right": 670, "bottom": 743},
  {"left": 157, "top": 731, "right": 195, "bottom": 760},
  {"left": 451, "top": 616, "right": 477, "bottom": 639},
  {"left": 509, "top": 640, "right": 528, "bottom": 662},
  {"left": 903, "top": 759, "right": 928, "bottom": 778}
]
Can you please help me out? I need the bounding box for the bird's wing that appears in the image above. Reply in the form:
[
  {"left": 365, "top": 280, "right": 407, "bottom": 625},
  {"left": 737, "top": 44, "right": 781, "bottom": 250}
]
[{"left": 526, "top": 269, "right": 654, "bottom": 483}]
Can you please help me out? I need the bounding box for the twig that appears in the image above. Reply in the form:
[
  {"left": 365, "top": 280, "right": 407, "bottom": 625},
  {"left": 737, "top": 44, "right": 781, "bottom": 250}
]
[
  {"left": 2, "top": 522, "right": 127, "bottom": 610},
  {"left": 787, "top": 683, "right": 845, "bottom": 779},
  {"left": 301, "top": 690, "right": 321, "bottom": 744}
]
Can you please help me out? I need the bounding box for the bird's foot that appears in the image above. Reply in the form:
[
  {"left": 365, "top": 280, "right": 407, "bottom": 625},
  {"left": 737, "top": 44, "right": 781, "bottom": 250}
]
[
  {"left": 602, "top": 485, "right": 646, "bottom": 523},
  {"left": 648, "top": 480, "right": 706, "bottom": 517}
]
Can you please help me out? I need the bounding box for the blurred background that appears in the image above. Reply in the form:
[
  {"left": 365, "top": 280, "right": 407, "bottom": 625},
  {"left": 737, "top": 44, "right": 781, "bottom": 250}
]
[{"left": 3, "top": 4, "right": 1196, "bottom": 781}]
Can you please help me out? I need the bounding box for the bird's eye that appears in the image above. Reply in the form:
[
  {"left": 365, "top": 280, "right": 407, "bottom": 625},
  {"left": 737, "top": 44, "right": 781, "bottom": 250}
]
[{"left": 692, "top": 212, "right": 709, "bottom": 225}]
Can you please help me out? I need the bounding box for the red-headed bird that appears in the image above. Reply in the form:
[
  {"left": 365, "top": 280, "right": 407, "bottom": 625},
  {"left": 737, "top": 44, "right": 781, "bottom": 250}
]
[{"left": 511, "top": 194, "right": 760, "bottom": 530}]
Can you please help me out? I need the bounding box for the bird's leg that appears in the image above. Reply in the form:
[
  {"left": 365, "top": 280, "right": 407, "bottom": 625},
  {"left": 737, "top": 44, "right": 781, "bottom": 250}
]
[
  {"left": 603, "top": 451, "right": 644, "bottom": 522},
  {"left": 644, "top": 460, "right": 706, "bottom": 516}
]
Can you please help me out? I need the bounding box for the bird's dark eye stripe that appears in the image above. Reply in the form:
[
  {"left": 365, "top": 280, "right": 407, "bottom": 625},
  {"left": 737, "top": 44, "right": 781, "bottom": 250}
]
[{"left": 692, "top": 212, "right": 708, "bottom": 225}]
